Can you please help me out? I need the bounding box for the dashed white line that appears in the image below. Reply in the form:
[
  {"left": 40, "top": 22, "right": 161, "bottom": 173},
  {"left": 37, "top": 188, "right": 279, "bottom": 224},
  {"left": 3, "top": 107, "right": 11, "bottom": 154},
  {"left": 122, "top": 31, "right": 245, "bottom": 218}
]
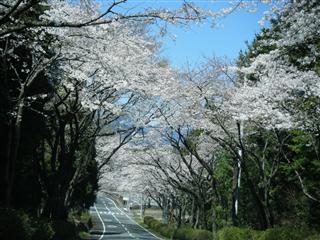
[
  {"left": 103, "top": 202, "right": 134, "bottom": 239},
  {"left": 105, "top": 197, "right": 162, "bottom": 240}
]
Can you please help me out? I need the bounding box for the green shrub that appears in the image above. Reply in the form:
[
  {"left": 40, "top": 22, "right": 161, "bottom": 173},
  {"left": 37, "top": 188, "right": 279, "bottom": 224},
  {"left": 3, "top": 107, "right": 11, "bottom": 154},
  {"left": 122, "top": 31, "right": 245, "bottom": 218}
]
[
  {"left": 173, "top": 227, "right": 194, "bottom": 240},
  {"left": 190, "top": 229, "right": 213, "bottom": 240},
  {"left": 143, "top": 215, "right": 175, "bottom": 238},
  {"left": 144, "top": 217, "right": 161, "bottom": 230},
  {"left": 173, "top": 227, "right": 214, "bottom": 240},
  {"left": 158, "top": 224, "right": 175, "bottom": 238},
  {"left": 0, "top": 208, "right": 33, "bottom": 240},
  {"left": 79, "top": 231, "right": 90, "bottom": 239},
  {"left": 260, "top": 226, "right": 315, "bottom": 240},
  {"left": 31, "top": 219, "right": 54, "bottom": 240},
  {"left": 217, "top": 227, "right": 258, "bottom": 240},
  {"left": 216, "top": 226, "right": 319, "bottom": 240},
  {"left": 144, "top": 216, "right": 155, "bottom": 226},
  {"left": 70, "top": 210, "right": 92, "bottom": 233},
  {"left": 250, "top": 230, "right": 264, "bottom": 240},
  {"left": 306, "top": 234, "right": 320, "bottom": 240},
  {"left": 79, "top": 211, "right": 92, "bottom": 229},
  {"left": 149, "top": 219, "right": 159, "bottom": 227},
  {"left": 151, "top": 219, "right": 165, "bottom": 229}
]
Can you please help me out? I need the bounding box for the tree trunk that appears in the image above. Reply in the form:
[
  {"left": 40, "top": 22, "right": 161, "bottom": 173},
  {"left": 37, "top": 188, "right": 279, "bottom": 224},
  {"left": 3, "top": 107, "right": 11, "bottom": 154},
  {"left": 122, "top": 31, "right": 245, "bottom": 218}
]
[
  {"left": 201, "top": 201, "right": 207, "bottom": 229},
  {"left": 211, "top": 179, "right": 217, "bottom": 240},
  {"left": 190, "top": 196, "right": 196, "bottom": 226},
  {"left": 52, "top": 199, "right": 69, "bottom": 220},
  {"left": 181, "top": 197, "right": 186, "bottom": 226},
  {"left": 177, "top": 204, "right": 182, "bottom": 227},
  {"left": 231, "top": 157, "right": 241, "bottom": 226},
  {"left": 245, "top": 174, "right": 271, "bottom": 229},
  {"left": 5, "top": 97, "right": 25, "bottom": 207},
  {"left": 162, "top": 194, "right": 169, "bottom": 224},
  {"left": 194, "top": 207, "right": 199, "bottom": 229}
]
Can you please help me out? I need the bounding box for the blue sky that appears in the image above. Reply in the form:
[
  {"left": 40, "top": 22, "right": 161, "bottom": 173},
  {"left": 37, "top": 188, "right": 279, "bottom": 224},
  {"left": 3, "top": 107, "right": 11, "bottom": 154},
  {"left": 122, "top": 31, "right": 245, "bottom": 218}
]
[
  {"left": 100, "top": 0, "right": 271, "bottom": 67},
  {"left": 158, "top": 3, "right": 271, "bottom": 67}
]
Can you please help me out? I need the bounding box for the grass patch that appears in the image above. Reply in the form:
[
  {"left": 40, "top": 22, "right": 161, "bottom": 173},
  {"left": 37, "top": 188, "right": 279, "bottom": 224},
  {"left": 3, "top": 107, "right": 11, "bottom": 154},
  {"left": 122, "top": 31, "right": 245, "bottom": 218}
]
[
  {"left": 217, "top": 226, "right": 318, "bottom": 240},
  {"left": 143, "top": 216, "right": 174, "bottom": 239},
  {"left": 78, "top": 231, "right": 90, "bottom": 239}
]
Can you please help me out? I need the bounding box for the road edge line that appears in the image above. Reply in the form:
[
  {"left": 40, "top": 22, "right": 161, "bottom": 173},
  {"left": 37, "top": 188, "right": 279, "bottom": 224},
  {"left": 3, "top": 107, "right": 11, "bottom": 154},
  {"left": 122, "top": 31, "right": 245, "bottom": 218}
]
[
  {"left": 103, "top": 202, "right": 134, "bottom": 239},
  {"left": 106, "top": 197, "right": 163, "bottom": 240},
  {"left": 94, "top": 203, "right": 106, "bottom": 240}
]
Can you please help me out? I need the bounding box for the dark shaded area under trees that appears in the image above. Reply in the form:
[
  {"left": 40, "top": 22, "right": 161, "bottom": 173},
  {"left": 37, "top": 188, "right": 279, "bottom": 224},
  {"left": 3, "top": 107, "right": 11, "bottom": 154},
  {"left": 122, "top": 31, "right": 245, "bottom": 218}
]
[{"left": 0, "top": 2, "right": 99, "bottom": 239}]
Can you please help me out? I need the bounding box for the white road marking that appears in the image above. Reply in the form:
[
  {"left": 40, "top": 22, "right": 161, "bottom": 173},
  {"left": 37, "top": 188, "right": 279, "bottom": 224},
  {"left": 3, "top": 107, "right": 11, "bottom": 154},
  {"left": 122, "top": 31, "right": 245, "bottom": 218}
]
[
  {"left": 94, "top": 203, "right": 106, "bottom": 240},
  {"left": 105, "top": 197, "right": 162, "bottom": 240},
  {"left": 102, "top": 201, "right": 134, "bottom": 239}
]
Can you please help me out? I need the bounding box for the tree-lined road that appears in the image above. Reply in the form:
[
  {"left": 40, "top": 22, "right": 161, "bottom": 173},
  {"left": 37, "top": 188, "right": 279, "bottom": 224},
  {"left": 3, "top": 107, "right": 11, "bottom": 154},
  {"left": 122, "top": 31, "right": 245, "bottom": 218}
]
[{"left": 90, "top": 196, "right": 161, "bottom": 240}]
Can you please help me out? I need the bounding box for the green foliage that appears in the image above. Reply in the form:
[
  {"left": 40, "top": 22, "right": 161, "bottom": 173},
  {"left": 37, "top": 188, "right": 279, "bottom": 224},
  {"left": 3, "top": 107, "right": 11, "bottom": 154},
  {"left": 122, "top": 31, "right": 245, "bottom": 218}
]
[
  {"left": 143, "top": 216, "right": 175, "bottom": 238},
  {"left": 217, "top": 227, "right": 259, "bottom": 240},
  {"left": 150, "top": 219, "right": 162, "bottom": 228},
  {"left": 216, "top": 226, "right": 319, "bottom": 240},
  {"left": 284, "top": 129, "right": 320, "bottom": 227},
  {"left": 0, "top": 208, "right": 32, "bottom": 240},
  {"left": 144, "top": 216, "right": 155, "bottom": 225},
  {"left": 78, "top": 231, "right": 90, "bottom": 239},
  {"left": 173, "top": 227, "right": 213, "bottom": 240},
  {"left": 189, "top": 229, "right": 213, "bottom": 240},
  {"left": 306, "top": 234, "right": 320, "bottom": 240},
  {"left": 31, "top": 219, "right": 54, "bottom": 240},
  {"left": 259, "top": 226, "right": 315, "bottom": 240},
  {"left": 232, "top": 0, "right": 320, "bottom": 229},
  {"left": 70, "top": 148, "right": 99, "bottom": 211},
  {"left": 0, "top": 208, "right": 54, "bottom": 240},
  {"left": 173, "top": 227, "right": 194, "bottom": 240},
  {"left": 158, "top": 225, "right": 176, "bottom": 238},
  {"left": 212, "top": 149, "right": 234, "bottom": 228},
  {"left": 69, "top": 210, "right": 93, "bottom": 232}
]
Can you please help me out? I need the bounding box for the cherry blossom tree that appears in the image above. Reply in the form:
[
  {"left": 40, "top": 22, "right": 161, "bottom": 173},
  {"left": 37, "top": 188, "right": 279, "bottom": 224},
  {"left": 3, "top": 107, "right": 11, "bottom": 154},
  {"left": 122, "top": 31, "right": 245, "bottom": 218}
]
[
  {"left": 94, "top": 0, "right": 320, "bottom": 233},
  {"left": 226, "top": 0, "right": 320, "bottom": 204}
]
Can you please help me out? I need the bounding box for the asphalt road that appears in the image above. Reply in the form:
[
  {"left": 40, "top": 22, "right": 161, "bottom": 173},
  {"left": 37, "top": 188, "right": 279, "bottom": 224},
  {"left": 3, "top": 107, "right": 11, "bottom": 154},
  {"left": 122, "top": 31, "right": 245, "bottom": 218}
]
[{"left": 89, "top": 196, "right": 161, "bottom": 240}]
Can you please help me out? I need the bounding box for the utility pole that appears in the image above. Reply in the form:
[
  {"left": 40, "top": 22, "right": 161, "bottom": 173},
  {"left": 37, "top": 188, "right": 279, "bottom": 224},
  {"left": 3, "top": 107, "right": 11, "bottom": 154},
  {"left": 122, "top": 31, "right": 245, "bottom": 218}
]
[{"left": 232, "top": 120, "right": 243, "bottom": 226}]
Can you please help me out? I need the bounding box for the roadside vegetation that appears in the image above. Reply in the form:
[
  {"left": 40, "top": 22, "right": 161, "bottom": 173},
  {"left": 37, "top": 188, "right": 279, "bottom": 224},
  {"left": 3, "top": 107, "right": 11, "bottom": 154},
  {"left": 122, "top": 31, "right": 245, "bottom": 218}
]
[
  {"left": 0, "top": 207, "right": 93, "bottom": 240},
  {"left": 143, "top": 216, "right": 320, "bottom": 240}
]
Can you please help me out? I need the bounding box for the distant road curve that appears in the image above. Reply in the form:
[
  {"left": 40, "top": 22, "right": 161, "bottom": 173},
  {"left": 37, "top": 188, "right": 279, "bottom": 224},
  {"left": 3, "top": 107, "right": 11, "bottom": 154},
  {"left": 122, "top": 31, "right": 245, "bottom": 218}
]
[{"left": 90, "top": 195, "right": 162, "bottom": 240}]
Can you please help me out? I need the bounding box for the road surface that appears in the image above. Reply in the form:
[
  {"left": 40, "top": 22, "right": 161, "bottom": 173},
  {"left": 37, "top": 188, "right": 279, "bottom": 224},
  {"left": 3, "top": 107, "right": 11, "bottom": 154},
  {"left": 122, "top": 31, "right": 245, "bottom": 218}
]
[{"left": 89, "top": 196, "right": 161, "bottom": 240}]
